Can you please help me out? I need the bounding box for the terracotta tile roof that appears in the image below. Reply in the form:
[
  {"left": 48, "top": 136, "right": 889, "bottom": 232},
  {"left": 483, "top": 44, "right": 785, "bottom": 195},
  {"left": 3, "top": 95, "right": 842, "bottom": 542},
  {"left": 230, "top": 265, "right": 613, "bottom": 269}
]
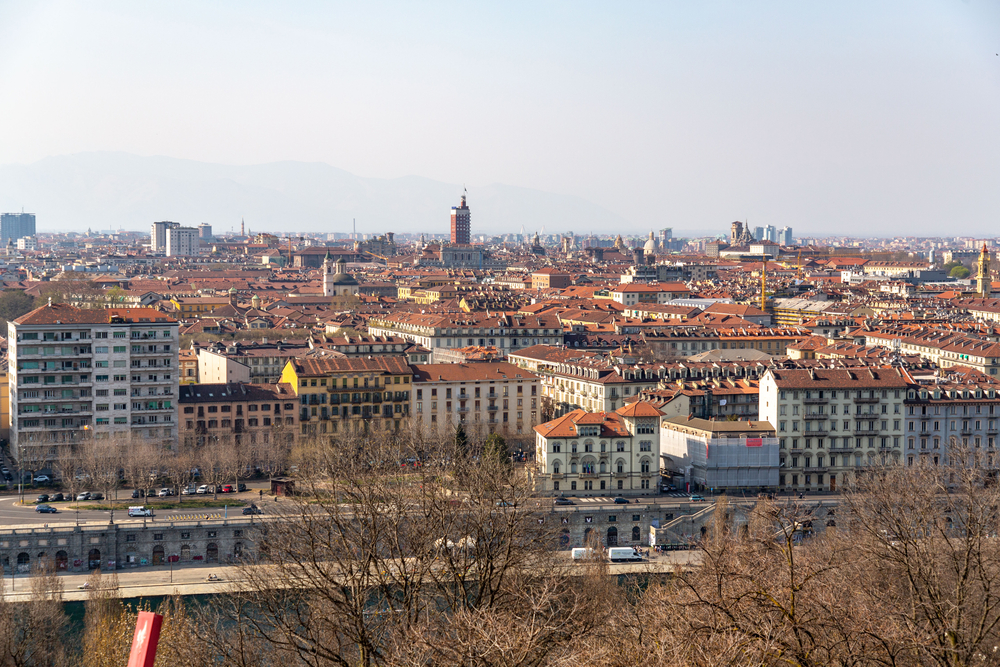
[
  {"left": 13, "top": 304, "right": 178, "bottom": 325},
  {"left": 616, "top": 401, "right": 664, "bottom": 418},
  {"left": 411, "top": 362, "right": 537, "bottom": 383},
  {"left": 288, "top": 356, "right": 412, "bottom": 376}
]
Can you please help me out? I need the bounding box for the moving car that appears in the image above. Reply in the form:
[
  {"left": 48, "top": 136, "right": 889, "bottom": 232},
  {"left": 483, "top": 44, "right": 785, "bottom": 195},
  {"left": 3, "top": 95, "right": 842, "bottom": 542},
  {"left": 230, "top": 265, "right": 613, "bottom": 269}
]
[
  {"left": 554, "top": 497, "right": 575, "bottom": 506},
  {"left": 127, "top": 506, "right": 153, "bottom": 517},
  {"left": 613, "top": 497, "right": 630, "bottom": 504},
  {"left": 34, "top": 504, "right": 57, "bottom": 514},
  {"left": 35, "top": 494, "right": 49, "bottom": 503},
  {"left": 241, "top": 505, "right": 263, "bottom": 515},
  {"left": 689, "top": 494, "right": 706, "bottom": 502}
]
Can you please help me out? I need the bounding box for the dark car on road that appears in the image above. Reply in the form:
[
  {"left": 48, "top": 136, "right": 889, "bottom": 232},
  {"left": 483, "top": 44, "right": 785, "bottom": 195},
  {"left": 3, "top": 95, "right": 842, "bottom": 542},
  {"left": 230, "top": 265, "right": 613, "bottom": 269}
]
[
  {"left": 613, "top": 497, "right": 630, "bottom": 504},
  {"left": 242, "top": 505, "right": 263, "bottom": 515},
  {"left": 34, "top": 504, "right": 57, "bottom": 514},
  {"left": 35, "top": 494, "right": 49, "bottom": 503},
  {"left": 554, "top": 497, "right": 575, "bottom": 506}
]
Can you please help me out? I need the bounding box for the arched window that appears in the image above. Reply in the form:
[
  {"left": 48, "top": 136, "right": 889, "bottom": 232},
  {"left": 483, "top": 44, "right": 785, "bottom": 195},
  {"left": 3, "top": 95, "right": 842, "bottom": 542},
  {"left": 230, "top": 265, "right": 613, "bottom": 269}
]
[
  {"left": 641, "top": 459, "right": 650, "bottom": 473},
  {"left": 552, "top": 462, "right": 560, "bottom": 474},
  {"left": 570, "top": 463, "right": 577, "bottom": 474},
  {"left": 632, "top": 526, "right": 641, "bottom": 542},
  {"left": 600, "top": 462, "right": 607, "bottom": 473},
  {"left": 616, "top": 460, "right": 625, "bottom": 474},
  {"left": 616, "top": 441, "right": 626, "bottom": 452},
  {"left": 584, "top": 440, "right": 593, "bottom": 453}
]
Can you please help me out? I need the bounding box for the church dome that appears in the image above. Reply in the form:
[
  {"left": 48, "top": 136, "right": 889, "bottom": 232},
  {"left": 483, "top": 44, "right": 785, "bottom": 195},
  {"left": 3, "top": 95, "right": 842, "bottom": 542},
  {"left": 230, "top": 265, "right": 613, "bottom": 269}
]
[
  {"left": 643, "top": 231, "right": 657, "bottom": 255},
  {"left": 330, "top": 257, "right": 358, "bottom": 285}
]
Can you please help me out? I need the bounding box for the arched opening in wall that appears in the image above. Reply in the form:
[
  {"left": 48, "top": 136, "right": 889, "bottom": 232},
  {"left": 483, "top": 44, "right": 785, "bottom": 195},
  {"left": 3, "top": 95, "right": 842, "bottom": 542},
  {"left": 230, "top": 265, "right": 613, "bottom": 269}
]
[
  {"left": 607, "top": 527, "right": 618, "bottom": 547},
  {"left": 88, "top": 549, "right": 100, "bottom": 570},
  {"left": 559, "top": 529, "right": 570, "bottom": 547},
  {"left": 55, "top": 551, "right": 68, "bottom": 571},
  {"left": 583, "top": 527, "right": 597, "bottom": 548},
  {"left": 152, "top": 545, "right": 164, "bottom": 565},
  {"left": 206, "top": 543, "right": 219, "bottom": 563},
  {"left": 233, "top": 542, "right": 243, "bottom": 558},
  {"left": 632, "top": 526, "right": 641, "bottom": 542},
  {"left": 700, "top": 526, "right": 708, "bottom": 539},
  {"left": 16, "top": 553, "right": 29, "bottom": 573},
  {"left": 180, "top": 545, "right": 191, "bottom": 561},
  {"left": 36, "top": 553, "right": 49, "bottom": 571}
]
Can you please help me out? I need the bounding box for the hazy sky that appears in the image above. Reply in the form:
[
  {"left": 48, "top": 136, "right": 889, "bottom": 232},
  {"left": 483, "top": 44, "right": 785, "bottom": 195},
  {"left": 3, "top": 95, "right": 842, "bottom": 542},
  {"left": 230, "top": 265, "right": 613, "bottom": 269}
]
[{"left": 1, "top": 1, "right": 999, "bottom": 236}]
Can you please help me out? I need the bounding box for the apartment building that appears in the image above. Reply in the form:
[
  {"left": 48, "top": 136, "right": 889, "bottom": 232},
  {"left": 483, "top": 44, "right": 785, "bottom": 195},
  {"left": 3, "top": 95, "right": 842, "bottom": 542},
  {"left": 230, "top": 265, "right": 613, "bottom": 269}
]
[
  {"left": 903, "top": 378, "right": 1000, "bottom": 466},
  {"left": 759, "top": 366, "right": 913, "bottom": 493},
  {"left": 533, "top": 401, "right": 663, "bottom": 497},
  {"left": 8, "top": 304, "right": 179, "bottom": 463},
  {"left": 863, "top": 326, "right": 1000, "bottom": 376},
  {"left": 279, "top": 357, "right": 412, "bottom": 439},
  {"left": 367, "top": 312, "right": 564, "bottom": 362},
  {"left": 411, "top": 362, "right": 539, "bottom": 443},
  {"left": 641, "top": 327, "right": 806, "bottom": 359},
  {"left": 199, "top": 341, "right": 311, "bottom": 385},
  {"left": 179, "top": 382, "right": 297, "bottom": 450}
]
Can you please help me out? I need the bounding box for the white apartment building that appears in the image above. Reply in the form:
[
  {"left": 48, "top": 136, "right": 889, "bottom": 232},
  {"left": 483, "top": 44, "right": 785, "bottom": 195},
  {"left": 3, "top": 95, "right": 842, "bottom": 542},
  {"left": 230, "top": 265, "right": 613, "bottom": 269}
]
[
  {"left": 150, "top": 221, "right": 179, "bottom": 253},
  {"left": 166, "top": 226, "right": 199, "bottom": 256},
  {"left": 411, "top": 362, "right": 539, "bottom": 445},
  {"left": 8, "top": 304, "right": 180, "bottom": 464},
  {"left": 533, "top": 401, "right": 663, "bottom": 497},
  {"left": 758, "top": 366, "right": 913, "bottom": 493}
]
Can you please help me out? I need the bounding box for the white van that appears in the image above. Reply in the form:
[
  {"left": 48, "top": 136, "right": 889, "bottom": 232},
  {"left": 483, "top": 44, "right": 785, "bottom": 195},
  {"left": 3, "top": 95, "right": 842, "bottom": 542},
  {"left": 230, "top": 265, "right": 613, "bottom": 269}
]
[
  {"left": 127, "top": 506, "right": 153, "bottom": 517},
  {"left": 608, "top": 547, "right": 642, "bottom": 562},
  {"left": 571, "top": 547, "right": 597, "bottom": 560}
]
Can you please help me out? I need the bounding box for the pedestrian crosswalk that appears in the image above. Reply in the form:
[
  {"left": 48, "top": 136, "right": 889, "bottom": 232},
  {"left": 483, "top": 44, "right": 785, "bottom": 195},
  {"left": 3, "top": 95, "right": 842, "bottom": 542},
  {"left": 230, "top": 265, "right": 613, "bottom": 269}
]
[{"left": 170, "top": 512, "right": 224, "bottom": 520}]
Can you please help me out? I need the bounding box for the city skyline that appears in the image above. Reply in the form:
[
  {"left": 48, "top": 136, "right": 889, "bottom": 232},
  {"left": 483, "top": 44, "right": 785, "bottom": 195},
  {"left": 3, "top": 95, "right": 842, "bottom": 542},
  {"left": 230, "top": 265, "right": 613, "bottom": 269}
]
[{"left": 2, "top": 2, "right": 1000, "bottom": 236}]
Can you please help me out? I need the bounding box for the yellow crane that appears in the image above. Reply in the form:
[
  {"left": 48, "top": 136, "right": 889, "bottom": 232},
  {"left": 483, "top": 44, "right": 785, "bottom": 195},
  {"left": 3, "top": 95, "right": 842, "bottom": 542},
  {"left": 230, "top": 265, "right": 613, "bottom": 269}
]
[{"left": 363, "top": 250, "right": 390, "bottom": 264}]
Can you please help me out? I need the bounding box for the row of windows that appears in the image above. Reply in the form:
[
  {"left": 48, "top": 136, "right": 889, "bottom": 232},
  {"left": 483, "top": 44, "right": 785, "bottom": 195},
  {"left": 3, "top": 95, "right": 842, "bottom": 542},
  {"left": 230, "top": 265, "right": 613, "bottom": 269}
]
[
  {"left": 299, "top": 375, "right": 410, "bottom": 388},
  {"left": 552, "top": 459, "right": 653, "bottom": 474},
  {"left": 779, "top": 436, "right": 900, "bottom": 449}
]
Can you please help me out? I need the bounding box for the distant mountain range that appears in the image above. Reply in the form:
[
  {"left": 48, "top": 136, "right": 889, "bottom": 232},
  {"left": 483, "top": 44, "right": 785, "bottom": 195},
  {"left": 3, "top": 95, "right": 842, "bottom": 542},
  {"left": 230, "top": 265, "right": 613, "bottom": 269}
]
[{"left": 0, "top": 152, "right": 636, "bottom": 237}]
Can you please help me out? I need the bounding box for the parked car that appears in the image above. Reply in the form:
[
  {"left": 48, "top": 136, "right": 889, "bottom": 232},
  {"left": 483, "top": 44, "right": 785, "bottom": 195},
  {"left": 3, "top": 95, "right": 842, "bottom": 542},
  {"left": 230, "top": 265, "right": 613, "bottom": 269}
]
[
  {"left": 50, "top": 493, "right": 64, "bottom": 502},
  {"left": 34, "top": 504, "right": 57, "bottom": 514},
  {"left": 127, "top": 506, "right": 153, "bottom": 517},
  {"left": 90, "top": 493, "right": 104, "bottom": 501},
  {"left": 613, "top": 497, "right": 630, "bottom": 504},
  {"left": 241, "top": 505, "right": 263, "bottom": 515},
  {"left": 35, "top": 494, "right": 49, "bottom": 503},
  {"left": 76, "top": 492, "right": 91, "bottom": 501},
  {"left": 689, "top": 494, "right": 706, "bottom": 502},
  {"left": 33, "top": 475, "right": 50, "bottom": 484},
  {"left": 221, "top": 484, "right": 234, "bottom": 493},
  {"left": 181, "top": 485, "right": 197, "bottom": 495},
  {"left": 196, "top": 485, "right": 210, "bottom": 494},
  {"left": 157, "top": 488, "right": 173, "bottom": 497},
  {"left": 237, "top": 483, "right": 247, "bottom": 492},
  {"left": 554, "top": 497, "right": 575, "bottom": 506},
  {"left": 131, "top": 489, "right": 145, "bottom": 499}
]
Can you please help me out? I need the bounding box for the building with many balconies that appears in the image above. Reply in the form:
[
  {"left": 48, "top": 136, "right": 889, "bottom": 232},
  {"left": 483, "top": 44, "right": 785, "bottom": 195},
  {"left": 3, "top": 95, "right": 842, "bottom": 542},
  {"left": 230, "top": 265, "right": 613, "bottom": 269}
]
[{"left": 8, "top": 304, "right": 179, "bottom": 464}]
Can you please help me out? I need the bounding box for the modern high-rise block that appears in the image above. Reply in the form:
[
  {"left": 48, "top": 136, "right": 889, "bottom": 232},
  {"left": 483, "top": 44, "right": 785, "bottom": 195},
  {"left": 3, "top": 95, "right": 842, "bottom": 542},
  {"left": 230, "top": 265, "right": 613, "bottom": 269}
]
[
  {"left": 8, "top": 304, "right": 180, "bottom": 464},
  {"left": 1, "top": 212, "right": 36, "bottom": 244},
  {"left": 779, "top": 227, "right": 793, "bottom": 246},
  {"left": 166, "top": 227, "right": 199, "bottom": 256},
  {"left": 198, "top": 223, "right": 213, "bottom": 240},
  {"left": 150, "top": 221, "right": 179, "bottom": 253},
  {"left": 765, "top": 225, "right": 777, "bottom": 243},
  {"left": 450, "top": 193, "right": 470, "bottom": 245},
  {"left": 754, "top": 226, "right": 765, "bottom": 241}
]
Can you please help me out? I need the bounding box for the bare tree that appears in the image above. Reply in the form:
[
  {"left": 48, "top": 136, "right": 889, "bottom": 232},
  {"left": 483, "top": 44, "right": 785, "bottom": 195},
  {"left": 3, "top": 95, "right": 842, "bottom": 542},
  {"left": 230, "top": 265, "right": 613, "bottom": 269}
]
[
  {"left": 122, "top": 437, "right": 161, "bottom": 501},
  {"left": 79, "top": 436, "right": 126, "bottom": 522}
]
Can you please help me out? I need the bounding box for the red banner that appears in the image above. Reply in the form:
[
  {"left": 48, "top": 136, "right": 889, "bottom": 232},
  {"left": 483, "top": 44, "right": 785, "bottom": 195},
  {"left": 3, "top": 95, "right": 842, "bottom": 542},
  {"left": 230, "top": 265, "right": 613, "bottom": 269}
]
[
  {"left": 746, "top": 438, "right": 763, "bottom": 447},
  {"left": 127, "top": 611, "right": 163, "bottom": 667}
]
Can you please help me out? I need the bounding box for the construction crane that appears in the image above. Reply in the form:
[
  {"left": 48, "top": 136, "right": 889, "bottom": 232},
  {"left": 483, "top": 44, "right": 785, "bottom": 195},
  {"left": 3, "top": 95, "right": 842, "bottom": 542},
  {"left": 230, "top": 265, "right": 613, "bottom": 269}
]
[
  {"left": 796, "top": 250, "right": 803, "bottom": 281},
  {"left": 363, "top": 250, "right": 390, "bottom": 264}
]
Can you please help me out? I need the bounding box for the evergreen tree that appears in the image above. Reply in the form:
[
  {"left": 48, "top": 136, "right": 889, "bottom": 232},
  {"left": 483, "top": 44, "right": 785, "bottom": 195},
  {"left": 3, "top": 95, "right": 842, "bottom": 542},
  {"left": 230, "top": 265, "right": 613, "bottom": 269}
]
[{"left": 484, "top": 432, "right": 509, "bottom": 468}]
